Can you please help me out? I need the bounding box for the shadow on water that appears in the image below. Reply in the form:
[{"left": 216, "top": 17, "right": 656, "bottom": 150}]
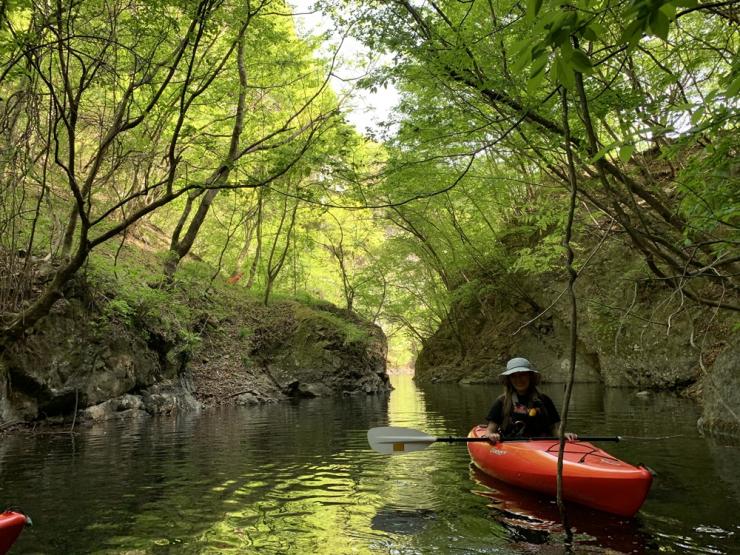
[{"left": 370, "top": 507, "right": 437, "bottom": 535}]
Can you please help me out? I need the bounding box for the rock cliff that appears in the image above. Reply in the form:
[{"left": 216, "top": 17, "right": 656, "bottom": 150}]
[{"left": 414, "top": 237, "right": 739, "bottom": 437}]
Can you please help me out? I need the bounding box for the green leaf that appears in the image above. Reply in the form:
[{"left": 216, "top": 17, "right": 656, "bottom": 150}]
[
  {"left": 512, "top": 47, "right": 533, "bottom": 73},
  {"left": 511, "top": 38, "right": 534, "bottom": 73},
  {"left": 587, "top": 21, "right": 607, "bottom": 39},
  {"left": 528, "top": 71, "right": 547, "bottom": 95},
  {"left": 620, "top": 19, "right": 644, "bottom": 47},
  {"left": 726, "top": 74, "right": 740, "bottom": 98},
  {"left": 560, "top": 38, "right": 574, "bottom": 59},
  {"left": 619, "top": 145, "right": 635, "bottom": 163},
  {"left": 649, "top": 10, "right": 670, "bottom": 40},
  {"left": 549, "top": 56, "right": 559, "bottom": 84},
  {"left": 690, "top": 106, "right": 705, "bottom": 125},
  {"left": 589, "top": 141, "right": 619, "bottom": 163},
  {"left": 557, "top": 55, "right": 576, "bottom": 90},
  {"left": 530, "top": 52, "right": 549, "bottom": 79},
  {"left": 582, "top": 27, "right": 598, "bottom": 41},
  {"left": 545, "top": 13, "right": 579, "bottom": 47},
  {"left": 527, "top": 0, "right": 545, "bottom": 21},
  {"left": 512, "top": 37, "right": 534, "bottom": 57},
  {"left": 659, "top": 2, "right": 676, "bottom": 19},
  {"left": 528, "top": 54, "right": 549, "bottom": 94},
  {"left": 549, "top": 27, "right": 572, "bottom": 47},
  {"left": 570, "top": 49, "right": 593, "bottom": 73}
]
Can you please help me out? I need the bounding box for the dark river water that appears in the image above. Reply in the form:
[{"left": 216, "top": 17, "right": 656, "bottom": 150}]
[{"left": 2, "top": 376, "right": 739, "bottom": 554}]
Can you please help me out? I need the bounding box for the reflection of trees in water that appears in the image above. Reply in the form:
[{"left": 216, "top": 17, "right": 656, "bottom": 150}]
[
  {"left": 189, "top": 392, "right": 391, "bottom": 462},
  {"left": 415, "top": 381, "right": 499, "bottom": 429},
  {"left": 602, "top": 386, "right": 700, "bottom": 435},
  {"left": 707, "top": 439, "right": 740, "bottom": 506},
  {"left": 416, "top": 378, "right": 701, "bottom": 440},
  {"left": 4, "top": 393, "right": 394, "bottom": 553}
]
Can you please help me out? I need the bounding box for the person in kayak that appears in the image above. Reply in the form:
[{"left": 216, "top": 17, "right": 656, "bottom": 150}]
[{"left": 482, "top": 357, "right": 577, "bottom": 442}]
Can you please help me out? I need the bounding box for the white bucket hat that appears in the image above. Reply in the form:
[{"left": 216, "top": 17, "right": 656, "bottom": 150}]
[{"left": 500, "top": 357, "right": 539, "bottom": 376}]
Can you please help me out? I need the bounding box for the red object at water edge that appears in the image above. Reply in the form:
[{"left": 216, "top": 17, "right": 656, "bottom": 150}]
[
  {"left": 467, "top": 425, "right": 653, "bottom": 517},
  {"left": 0, "top": 511, "right": 29, "bottom": 555}
]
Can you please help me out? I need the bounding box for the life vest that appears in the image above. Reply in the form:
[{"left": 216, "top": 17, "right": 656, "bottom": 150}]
[{"left": 507, "top": 392, "right": 550, "bottom": 437}]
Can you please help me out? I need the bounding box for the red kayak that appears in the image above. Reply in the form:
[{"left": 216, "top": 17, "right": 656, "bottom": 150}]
[
  {"left": 0, "top": 511, "right": 29, "bottom": 555},
  {"left": 467, "top": 425, "right": 653, "bottom": 517}
]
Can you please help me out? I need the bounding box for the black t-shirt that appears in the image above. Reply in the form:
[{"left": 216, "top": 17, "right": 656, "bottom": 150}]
[{"left": 486, "top": 392, "right": 560, "bottom": 437}]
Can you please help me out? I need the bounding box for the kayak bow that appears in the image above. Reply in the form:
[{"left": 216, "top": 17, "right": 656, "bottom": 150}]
[{"left": 0, "top": 511, "right": 30, "bottom": 555}]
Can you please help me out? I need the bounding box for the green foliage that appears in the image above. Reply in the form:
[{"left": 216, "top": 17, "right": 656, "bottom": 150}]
[
  {"left": 103, "top": 299, "right": 135, "bottom": 326},
  {"left": 2, "top": 0, "right": 738, "bottom": 368},
  {"left": 671, "top": 132, "right": 740, "bottom": 238},
  {"left": 176, "top": 329, "right": 203, "bottom": 355},
  {"left": 621, "top": 0, "right": 698, "bottom": 43},
  {"left": 86, "top": 250, "right": 191, "bottom": 341},
  {"left": 310, "top": 0, "right": 739, "bottom": 352}
]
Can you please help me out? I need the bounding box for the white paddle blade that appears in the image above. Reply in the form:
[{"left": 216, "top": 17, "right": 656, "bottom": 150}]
[{"left": 367, "top": 426, "right": 438, "bottom": 455}]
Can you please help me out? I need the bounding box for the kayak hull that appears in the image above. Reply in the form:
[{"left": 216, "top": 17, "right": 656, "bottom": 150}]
[
  {"left": 467, "top": 425, "right": 652, "bottom": 517},
  {"left": 0, "top": 512, "right": 28, "bottom": 555}
]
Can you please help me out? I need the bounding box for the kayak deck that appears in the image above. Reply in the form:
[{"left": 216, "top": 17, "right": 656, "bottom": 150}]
[{"left": 467, "top": 425, "right": 652, "bottom": 517}]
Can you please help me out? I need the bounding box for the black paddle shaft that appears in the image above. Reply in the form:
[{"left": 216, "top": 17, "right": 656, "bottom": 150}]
[{"left": 437, "top": 435, "right": 620, "bottom": 443}]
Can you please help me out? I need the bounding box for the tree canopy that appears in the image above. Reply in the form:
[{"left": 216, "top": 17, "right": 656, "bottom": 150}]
[{"left": 0, "top": 0, "right": 737, "bottom": 361}]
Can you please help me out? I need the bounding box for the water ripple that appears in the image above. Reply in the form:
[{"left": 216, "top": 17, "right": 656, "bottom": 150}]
[{"left": 1, "top": 380, "right": 738, "bottom": 554}]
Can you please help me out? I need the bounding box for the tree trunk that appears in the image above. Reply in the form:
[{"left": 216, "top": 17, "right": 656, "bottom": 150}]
[
  {"left": 164, "top": 187, "right": 220, "bottom": 281},
  {"left": 245, "top": 189, "right": 264, "bottom": 289},
  {"left": 227, "top": 197, "right": 259, "bottom": 283},
  {"left": 263, "top": 195, "right": 299, "bottom": 305},
  {"left": 1, "top": 237, "right": 89, "bottom": 346},
  {"left": 555, "top": 85, "right": 579, "bottom": 535}
]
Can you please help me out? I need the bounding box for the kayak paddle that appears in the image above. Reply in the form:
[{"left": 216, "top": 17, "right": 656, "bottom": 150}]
[{"left": 367, "top": 426, "right": 620, "bottom": 455}]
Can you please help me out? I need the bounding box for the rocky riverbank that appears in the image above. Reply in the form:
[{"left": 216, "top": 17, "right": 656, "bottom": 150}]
[{"left": 0, "top": 266, "right": 390, "bottom": 428}]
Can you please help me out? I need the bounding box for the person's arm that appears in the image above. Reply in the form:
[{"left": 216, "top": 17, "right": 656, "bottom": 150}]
[
  {"left": 483, "top": 397, "right": 504, "bottom": 442},
  {"left": 484, "top": 421, "right": 501, "bottom": 443}
]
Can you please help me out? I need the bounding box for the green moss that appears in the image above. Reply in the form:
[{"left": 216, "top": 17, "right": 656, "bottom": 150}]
[{"left": 293, "top": 304, "right": 370, "bottom": 346}]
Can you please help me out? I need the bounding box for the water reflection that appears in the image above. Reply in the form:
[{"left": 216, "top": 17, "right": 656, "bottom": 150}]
[
  {"left": 470, "top": 466, "right": 654, "bottom": 553},
  {"left": 1, "top": 377, "right": 739, "bottom": 554}
]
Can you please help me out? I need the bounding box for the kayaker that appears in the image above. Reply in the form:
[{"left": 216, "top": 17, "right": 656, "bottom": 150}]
[{"left": 482, "top": 357, "right": 578, "bottom": 442}]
